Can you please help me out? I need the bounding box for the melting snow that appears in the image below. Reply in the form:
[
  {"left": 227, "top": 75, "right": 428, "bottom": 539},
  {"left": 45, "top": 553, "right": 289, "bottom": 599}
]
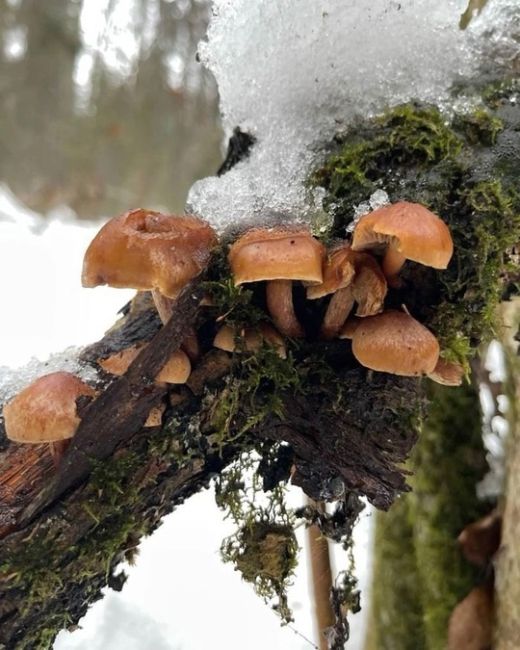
[{"left": 188, "top": 0, "right": 518, "bottom": 234}]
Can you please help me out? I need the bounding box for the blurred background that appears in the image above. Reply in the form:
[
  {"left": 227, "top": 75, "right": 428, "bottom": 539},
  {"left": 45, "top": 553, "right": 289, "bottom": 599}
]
[{"left": 0, "top": 0, "right": 222, "bottom": 219}]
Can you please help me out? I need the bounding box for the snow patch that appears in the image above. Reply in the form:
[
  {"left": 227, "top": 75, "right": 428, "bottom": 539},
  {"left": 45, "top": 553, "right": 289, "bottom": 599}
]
[
  {"left": 188, "top": 0, "right": 517, "bottom": 234},
  {"left": 0, "top": 348, "right": 99, "bottom": 406}
]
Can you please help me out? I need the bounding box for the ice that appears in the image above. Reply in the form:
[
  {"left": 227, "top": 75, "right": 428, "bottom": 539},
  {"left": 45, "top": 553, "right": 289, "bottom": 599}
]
[{"left": 187, "top": 0, "right": 518, "bottom": 235}]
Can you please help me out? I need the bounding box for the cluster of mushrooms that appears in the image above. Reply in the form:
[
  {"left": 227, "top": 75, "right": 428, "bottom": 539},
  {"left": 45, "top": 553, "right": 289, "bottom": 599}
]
[{"left": 2, "top": 201, "right": 462, "bottom": 461}]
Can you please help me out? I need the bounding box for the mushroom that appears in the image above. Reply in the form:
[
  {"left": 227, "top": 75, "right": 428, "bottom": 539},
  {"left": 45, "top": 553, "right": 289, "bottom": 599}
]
[
  {"left": 338, "top": 316, "right": 362, "bottom": 339},
  {"left": 82, "top": 208, "right": 218, "bottom": 323},
  {"left": 458, "top": 509, "right": 501, "bottom": 567},
  {"left": 2, "top": 371, "right": 96, "bottom": 466},
  {"left": 99, "top": 345, "right": 191, "bottom": 384},
  {"left": 214, "top": 323, "right": 287, "bottom": 358},
  {"left": 351, "top": 201, "right": 453, "bottom": 287},
  {"left": 307, "top": 244, "right": 387, "bottom": 339},
  {"left": 348, "top": 311, "right": 440, "bottom": 376},
  {"left": 428, "top": 358, "right": 465, "bottom": 386},
  {"left": 447, "top": 584, "right": 494, "bottom": 650},
  {"left": 228, "top": 226, "right": 325, "bottom": 338}
]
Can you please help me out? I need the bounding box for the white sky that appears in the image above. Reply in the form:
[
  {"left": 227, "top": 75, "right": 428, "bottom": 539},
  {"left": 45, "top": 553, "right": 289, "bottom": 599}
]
[{"left": 0, "top": 186, "right": 373, "bottom": 650}]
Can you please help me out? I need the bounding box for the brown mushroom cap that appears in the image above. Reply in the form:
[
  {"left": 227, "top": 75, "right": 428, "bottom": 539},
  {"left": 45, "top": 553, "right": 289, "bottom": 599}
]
[
  {"left": 428, "top": 358, "right": 465, "bottom": 386},
  {"left": 98, "top": 345, "right": 144, "bottom": 375},
  {"left": 155, "top": 350, "right": 191, "bottom": 384},
  {"left": 99, "top": 345, "right": 190, "bottom": 384},
  {"left": 307, "top": 245, "right": 386, "bottom": 314},
  {"left": 350, "top": 253, "right": 387, "bottom": 316},
  {"left": 351, "top": 201, "right": 453, "bottom": 269},
  {"left": 214, "top": 323, "right": 286, "bottom": 358},
  {"left": 306, "top": 245, "right": 356, "bottom": 299},
  {"left": 82, "top": 209, "right": 218, "bottom": 298},
  {"left": 351, "top": 311, "right": 440, "bottom": 376},
  {"left": 3, "top": 371, "right": 96, "bottom": 443},
  {"left": 338, "top": 317, "right": 362, "bottom": 339},
  {"left": 228, "top": 226, "right": 325, "bottom": 285}
]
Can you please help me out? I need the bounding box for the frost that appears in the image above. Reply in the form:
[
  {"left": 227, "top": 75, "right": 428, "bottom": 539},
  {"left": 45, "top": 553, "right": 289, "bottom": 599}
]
[
  {"left": 188, "top": 0, "right": 518, "bottom": 234},
  {"left": 0, "top": 348, "right": 99, "bottom": 406},
  {"left": 348, "top": 190, "right": 391, "bottom": 234}
]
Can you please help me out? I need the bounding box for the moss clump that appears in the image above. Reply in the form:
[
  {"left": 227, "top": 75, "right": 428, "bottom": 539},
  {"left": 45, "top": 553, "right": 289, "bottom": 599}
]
[
  {"left": 216, "top": 449, "right": 298, "bottom": 622},
  {"left": 367, "top": 382, "right": 490, "bottom": 650},
  {"left": 223, "top": 520, "right": 298, "bottom": 622},
  {"left": 315, "top": 93, "right": 520, "bottom": 364}
]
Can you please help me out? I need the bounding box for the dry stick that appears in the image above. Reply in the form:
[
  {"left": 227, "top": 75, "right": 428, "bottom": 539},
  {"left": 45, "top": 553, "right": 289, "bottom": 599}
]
[
  {"left": 307, "top": 498, "right": 335, "bottom": 650},
  {"left": 18, "top": 281, "right": 204, "bottom": 527}
]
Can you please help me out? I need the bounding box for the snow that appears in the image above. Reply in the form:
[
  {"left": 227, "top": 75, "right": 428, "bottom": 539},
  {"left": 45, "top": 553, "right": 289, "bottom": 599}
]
[
  {"left": 188, "top": 0, "right": 517, "bottom": 235},
  {"left": 0, "top": 188, "right": 132, "bottom": 405}
]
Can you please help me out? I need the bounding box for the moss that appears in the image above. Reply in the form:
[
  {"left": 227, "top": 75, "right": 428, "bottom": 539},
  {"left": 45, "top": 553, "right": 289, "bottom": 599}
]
[
  {"left": 367, "top": 382, "right": 490, "bottom": 650},
  {"left": 482, "top": 77, "right": 520, "bottom": 108},
  {"left": 367, "top": 499, "right": 426, "bottom": 650},
  {"left": 452, "top": 108, "right": 503, "bottom": 146},
  {"left": 222, "top": 520, "right": 298, "bottom": 622},
  {"left": 409, "top": 383, "right": 489, "bottom": 649},
  {"left": 216, "top": 449, "right": 298, "bottom": 622},
  {"left": 314, "top": 93, "right": 520, "bottom": 365},
  {"left": 314, "top": 105, "right": 462, "bottom": 219},
  {"left": 209, "top": 344, "right": 302, "bottom": 451}
]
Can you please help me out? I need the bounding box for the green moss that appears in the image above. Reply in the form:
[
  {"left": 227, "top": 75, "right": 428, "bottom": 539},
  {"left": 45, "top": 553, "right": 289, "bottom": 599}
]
[
  {"left": 367, "top": 383, "right": 489, "bottom": 650},
  {"left": 210, "top": 344, "right": 302, "bottom": 451},
  {"left": 367, "top": 500, "right": 426, "bottom": 650},
  {"left": 409, "top": 383, "right": 489, "bottom": 649},
  {"left": 482, "top": 77, "right": 520, "bottom": 108},
  {"left": 452, "top": 108, "right": 504, "bottom": 145}
]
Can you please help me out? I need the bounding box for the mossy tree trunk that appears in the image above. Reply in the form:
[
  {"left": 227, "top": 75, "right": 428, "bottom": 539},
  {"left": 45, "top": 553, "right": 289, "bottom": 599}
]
[
  {"left": 495, "top": 299, "right": 520, "bottom": 650},
  {"left": 0, "top": 80, "right": 518, "bottom": 649}
]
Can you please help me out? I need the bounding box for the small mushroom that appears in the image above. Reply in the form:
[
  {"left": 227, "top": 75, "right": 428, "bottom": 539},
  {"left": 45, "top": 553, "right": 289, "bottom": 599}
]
[
  {"left": 351, "top": 201, "right": 453, "bottom": 287},
  {"left": 82, "top": 208, "right": 218, "bottom": 323},
  {"left": 144, "top": 403, "right": 166, "bottom": 428},
  {"left": 338, "top": 317, "right": 362, "bottom": 339},
  {"left": 458, "top": 509, "right": 501, "bottom": 567},
  {"left": 2, "top": 372, "right": 96, "bottom": 466},
  {"left": 428, "top": 358, "right": 465, "bottom": 386},
  {"left": 228, "top": 226, "right": 325, "bottom": 338},
  {"left": 349, "top": 311, "right": 440, "bottom": 376},
  {"left": 447, "top": 584, "right": 494, "bottom": 650},
  {"left": 214, "top": 323, "right": 286, "bottom": 358},
  {"left": 99, "top": 345, "right": 191, "bottom": 384},
  {"left": 307, "top": 244, "right": 387, "bottom": 339}
]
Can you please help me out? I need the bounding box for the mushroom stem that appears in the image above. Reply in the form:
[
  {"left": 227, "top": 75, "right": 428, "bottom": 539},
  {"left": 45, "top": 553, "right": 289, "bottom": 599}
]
[
  {"left": 381, "top": 246, "right": 406, "bottom": 287},
  {"left": 321, "top": 287, "right": 355, "bottom": 340},
  {"left": 266, "top": 280, "right": 304, "bottom": 338},
  {"left": 151, "top": 289, "right": 175, "bottom": 325},
  {"left": 49, "top": 439, "right": 71, "bottom": 469}
]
